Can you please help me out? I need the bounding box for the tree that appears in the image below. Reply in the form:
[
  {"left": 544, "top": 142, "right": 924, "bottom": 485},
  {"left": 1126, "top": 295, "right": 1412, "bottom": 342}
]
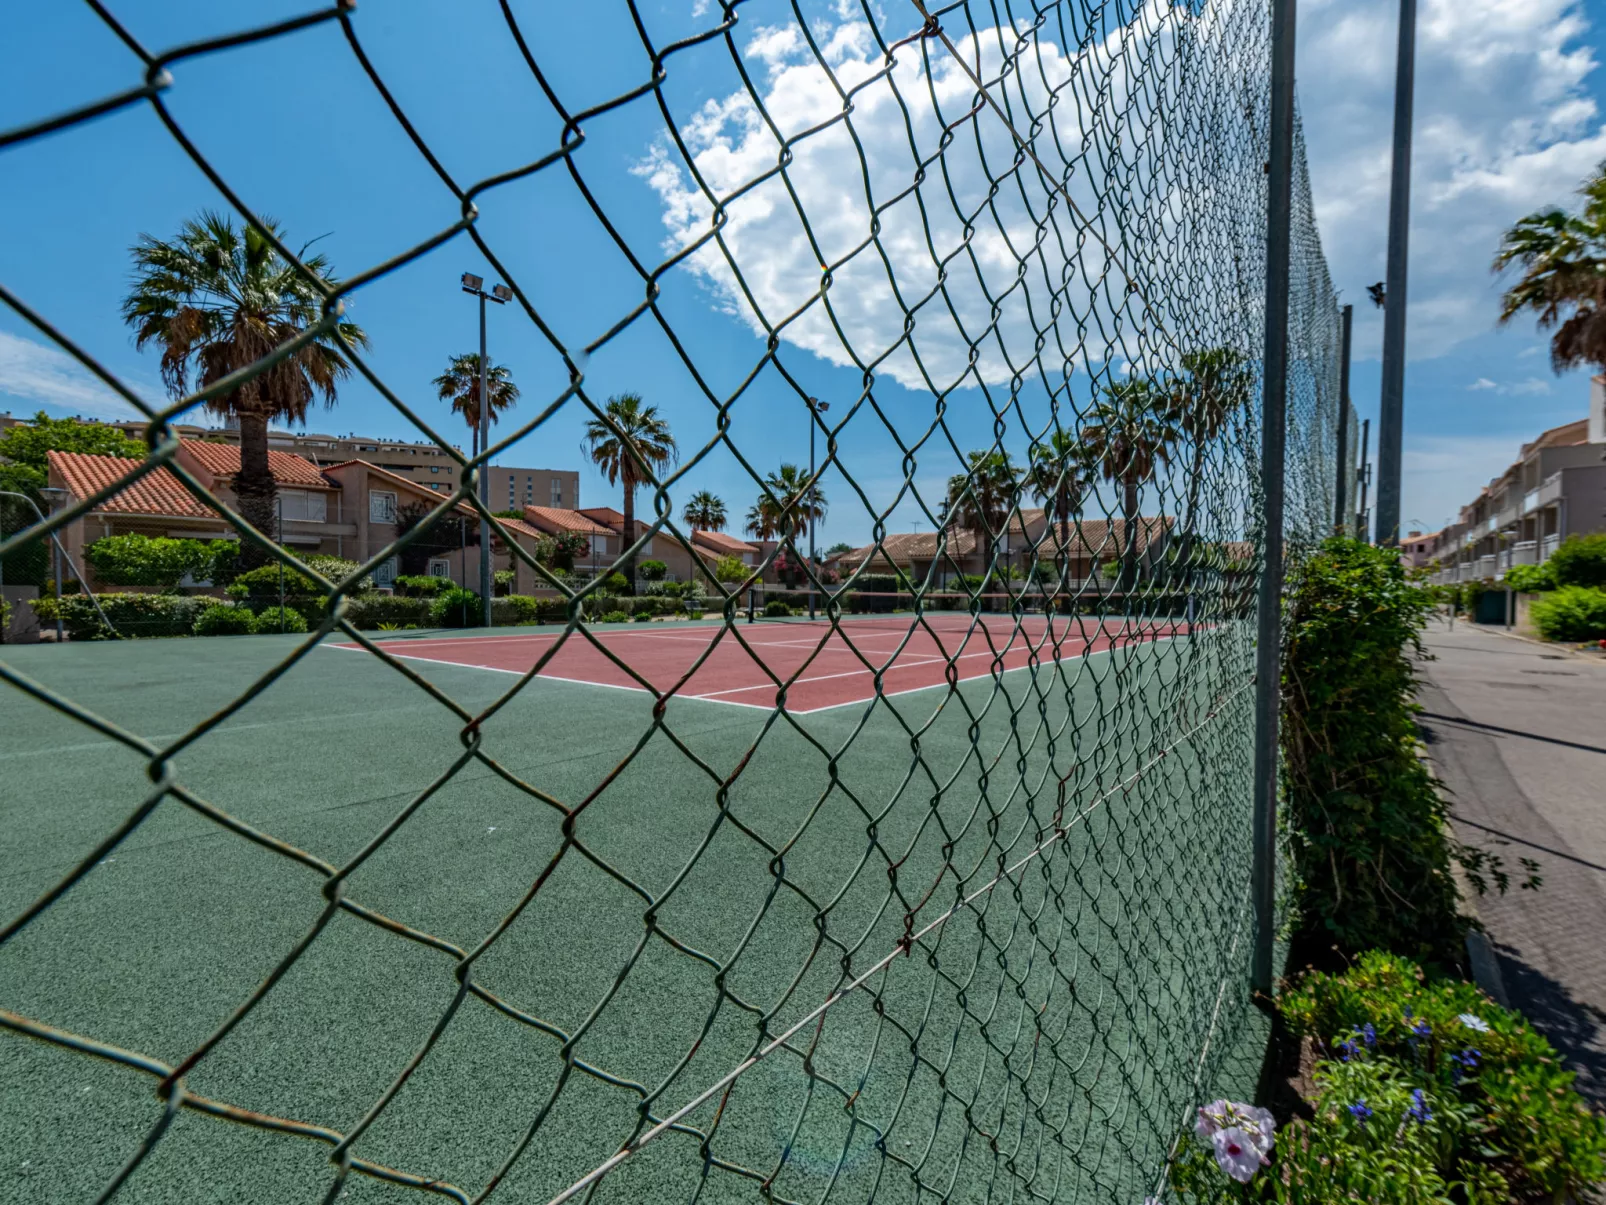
[
  {"left": 745, "top": 464, "right": 827, "bottom": 541},
  {"left": 0, "top": 411, "right": 145, "bottom": 500},
  {"left": 582, "top": 393, "right": 677, "bottom": 589},
  {"left": 432, "top": 353, "right": 519, "bottom": 455},
  {"left": 944, "top": 450, "right": 1020, "bottom": 576},
  {"left": 1083, "top": 377, "right": 1180, "bottom": 592},
  {"left": 1494, "top": 164, "right": 1606, "bottom": 372},
  {"left": 682, "top": 489, "right": 727, "bottom": 531},
  {"left": 825, "top": 541, "right": 855, "bottom": 557},
  {"left": 1166, "top": 347, "right": 1252, "bottom": 555},
  {"left": 1026, "top": 431, "right": 1091, "bottom": 585},
  {"left": 122, "top": 212, "right": 367, "bottom": 569}
]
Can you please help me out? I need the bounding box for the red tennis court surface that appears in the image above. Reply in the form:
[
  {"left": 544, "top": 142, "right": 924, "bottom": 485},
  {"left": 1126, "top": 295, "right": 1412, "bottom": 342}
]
[{"left": 331, "top": 615, "right": 1190, "bottom": 714}]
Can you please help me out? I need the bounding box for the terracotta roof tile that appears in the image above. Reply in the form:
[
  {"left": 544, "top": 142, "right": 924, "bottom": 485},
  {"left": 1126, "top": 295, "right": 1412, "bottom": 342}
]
[
  {"left": 692, "top": 529, "right": 758, "bottom": 555},
  {"left": 521, "top": 505, "right": 614, "bottom": 536},
  {"left": 179, "top": 439, "right": 333, "bottom": 489},
  {"left": 48, "top": 451, "right": 219, "bottom": 519},
  {"left": 321, "top": 460, "right": 474, "bottom": 513}
]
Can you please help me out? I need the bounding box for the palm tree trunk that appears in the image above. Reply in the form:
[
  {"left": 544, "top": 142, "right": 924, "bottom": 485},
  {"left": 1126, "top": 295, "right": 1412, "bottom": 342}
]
[
  {"left": 1121, "top": 478, "right": 1140, "bottom": 596},
  {"left": 621, "top": 479, "right": 637, "bottom": 593},
  {"left": 235, "top": 409, "right": 276, "bottom": 571}
]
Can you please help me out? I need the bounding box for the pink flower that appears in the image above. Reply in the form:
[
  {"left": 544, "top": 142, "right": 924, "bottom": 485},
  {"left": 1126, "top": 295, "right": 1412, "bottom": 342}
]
[
  {"left": 1212, "top": 1127, "right": 1263, "bottom": 1183},
  {"left": 1195, "top": 1099, "right": 1232, "bottom": 1139}
]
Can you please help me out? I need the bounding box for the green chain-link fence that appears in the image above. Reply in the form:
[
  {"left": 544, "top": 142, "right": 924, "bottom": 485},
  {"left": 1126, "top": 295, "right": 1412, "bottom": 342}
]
[{"left": 1, "top": 1, "right": 1342, "bottom": 1201}]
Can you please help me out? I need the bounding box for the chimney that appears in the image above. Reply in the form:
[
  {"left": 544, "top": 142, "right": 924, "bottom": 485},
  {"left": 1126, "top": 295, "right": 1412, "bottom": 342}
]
[{"left": 1591, "top": 374, "right": 1606, "bottom": 444}]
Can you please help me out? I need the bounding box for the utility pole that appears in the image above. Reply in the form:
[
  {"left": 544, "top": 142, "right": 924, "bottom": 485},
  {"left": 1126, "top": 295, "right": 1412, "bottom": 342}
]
[
  {"left": 461, "top": 272, "right": 511, "bottom": 627},
  {"left": 1356, "top": 417, "right": 1372, "bottom": 540},
  {"left": 806, "top": 397, "right": 830, "bottom": 621},
  {"left": 1375, "top": 0, "right": 1417, "bottom": 547},
  {"left": 1334, "top": 304, "right": 1353, "bottom": 533},
  {"left": 1251, "top": 0, "right": 1297, "bottom": 996}
]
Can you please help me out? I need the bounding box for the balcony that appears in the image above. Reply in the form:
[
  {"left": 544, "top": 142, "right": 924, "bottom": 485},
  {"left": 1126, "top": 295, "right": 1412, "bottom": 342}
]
[
  {"left": 1523, "top": 487, "right": 1540, "bottom": 514},
  {"left": 1494, "top": 504, "right": 1518, "bottom": 530},
  {"left": 1542, "top": 533, "right": 1561, "bottom": 560},
  {"left": 1475, "top": 554, "right": 1497, "bottom": 579},
  {"left": 1536, "top": 473, "right": 1564, "bottom": 510},
  {"left": 1510, "top": 540, "right": 1538, "bottom": 566}
]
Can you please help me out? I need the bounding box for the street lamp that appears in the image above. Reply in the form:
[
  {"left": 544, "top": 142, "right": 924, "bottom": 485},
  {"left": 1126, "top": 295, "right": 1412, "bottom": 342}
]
[
  {"left": 461, "top": 272, "right": 511, "bottom": 627},
  {"left": 806, "top": 397, "right": 830, "bottom": 621}
]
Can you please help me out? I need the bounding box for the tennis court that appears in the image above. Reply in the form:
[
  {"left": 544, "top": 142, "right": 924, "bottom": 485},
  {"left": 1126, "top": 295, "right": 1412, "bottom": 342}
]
[
  {"left": 0, "top": 617, "right": 1268, "bottom": 1204},
  {"left": 331, "top": 613, "right": 1194, "bottom": 714}
]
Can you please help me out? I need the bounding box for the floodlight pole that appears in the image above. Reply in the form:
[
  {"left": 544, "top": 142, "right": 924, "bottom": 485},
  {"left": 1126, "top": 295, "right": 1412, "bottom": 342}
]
[
  {"left": 807, "top": 397, "right": 829, "bottom": 620},
  {"left": 1334, "top": 305, "right": 1353, "bottom": 533},
  {"left": 1251, "top": 0, "right": 1297, "bottom": 997},
  {"left": 462, "top": 273, "right": 510, "bottom": 628},
  {"left": 1376, "top": 0, "right": 1417, "bottom": 548}
]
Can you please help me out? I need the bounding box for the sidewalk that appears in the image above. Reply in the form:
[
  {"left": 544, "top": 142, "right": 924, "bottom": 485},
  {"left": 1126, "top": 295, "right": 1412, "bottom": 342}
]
[{"left": 1415, "top": 620, "right": 1606, "bottom": 1105}]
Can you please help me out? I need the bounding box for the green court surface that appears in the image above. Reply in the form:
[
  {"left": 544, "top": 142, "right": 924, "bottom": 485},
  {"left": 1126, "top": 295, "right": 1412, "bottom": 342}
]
[{"left": 1, "top": 621, "right": 1271, "bottom": 1204}]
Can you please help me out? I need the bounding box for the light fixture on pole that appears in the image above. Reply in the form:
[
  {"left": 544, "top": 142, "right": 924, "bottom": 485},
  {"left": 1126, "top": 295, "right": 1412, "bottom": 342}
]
[
  {"left": 461, "top": 271, "right": 510, "bottom": 627},
  {"left": 806, "top": 397, "right": 830, "bottom": 621}
]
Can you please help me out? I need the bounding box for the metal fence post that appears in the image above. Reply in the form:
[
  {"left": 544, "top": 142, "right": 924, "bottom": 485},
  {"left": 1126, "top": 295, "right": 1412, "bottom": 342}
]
[
  {"left": 1334, "top": 304, "right": 1353, "bottom": 533},
  {"left": 1375, "top": 0, "right": 1417, "bottom": 548},
  {"left": 1252, "top": 0, "right": 1298, "bottom": 997}
]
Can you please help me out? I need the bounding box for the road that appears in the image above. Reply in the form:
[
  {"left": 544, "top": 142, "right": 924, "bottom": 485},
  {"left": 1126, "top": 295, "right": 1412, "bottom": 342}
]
[{"left": 1416, "top": 620, "right": 1606, "bottom": 1105}]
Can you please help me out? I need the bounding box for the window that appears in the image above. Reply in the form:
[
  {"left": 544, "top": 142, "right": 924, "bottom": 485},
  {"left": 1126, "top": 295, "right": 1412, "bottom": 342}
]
[
  {"left": 742, "top": 552, "right": 755, "bottom": 566},
  {"left": 431, "top": 466, "right": 440, "bottom": 474},
  {"left": 427, "top": 557, "right": 451, "bottom": 578},
  {"left": 590, "top": 533, "right": 608, "bottom": 556},
  {"left": 278, "top": 490, "right": 327, "bottom": 522},
  {"left": 370, "top": 490, "right": 397, "bottom": 524},
  {"left": 550, "top": 479, "right": 562, "bottom": 507},
  {"left": 375, "top": 557, "right": 397, "bottom": 588}
]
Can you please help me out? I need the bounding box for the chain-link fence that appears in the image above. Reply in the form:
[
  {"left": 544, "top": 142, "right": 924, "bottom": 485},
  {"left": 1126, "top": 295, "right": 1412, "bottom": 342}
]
[{"left": 1, "top": 1, "right": 1342, "bottom": 1201}]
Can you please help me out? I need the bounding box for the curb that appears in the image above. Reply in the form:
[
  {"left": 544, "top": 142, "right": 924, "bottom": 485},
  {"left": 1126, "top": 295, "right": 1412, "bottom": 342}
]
[{"left": 1448, "top": 617, "right": 1606, "bottom": 666}]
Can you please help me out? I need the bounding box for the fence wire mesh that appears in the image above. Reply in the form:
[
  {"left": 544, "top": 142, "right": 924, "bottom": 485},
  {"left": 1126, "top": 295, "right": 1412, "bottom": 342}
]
[{"left": 2, "top": 1, "right": 1341, "bottom": 1201}]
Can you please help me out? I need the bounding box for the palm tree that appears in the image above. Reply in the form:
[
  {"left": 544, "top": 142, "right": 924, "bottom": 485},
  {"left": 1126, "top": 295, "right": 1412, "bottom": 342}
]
[
  {"left": 1494, "top": 165, "right": 1606, "bottom": 372},
  {"left": 745, "top": 464, "right": 827, "bottom": 541},
  {"left": 1083, "top": 377, "right": 1180, "bottom": 592},
  {"left": 433, "top": 353, "right": 519, "bottom": 456},
  {"left": 1026, "top": 431, "right": 1091, "bottom": 584},
  {"left": 582, "top": 392, "right": 677, "bottom": 588},
  {"left": 122, "top": 211, "right": 367, "bottom": 569},
  {"left": 682, "top": 489, "right": 727, "bottom": 531},
  {"left": 1167, "top": 347, "right": 1252, "bottom": 553},
  {"left": 944, "top": 450, "right": 1020, "bottom": 577}
]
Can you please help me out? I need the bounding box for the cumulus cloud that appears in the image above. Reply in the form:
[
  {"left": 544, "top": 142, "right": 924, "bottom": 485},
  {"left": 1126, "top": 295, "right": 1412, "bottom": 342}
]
[
  {"left": 637, "top": 1, "right": 1268, "bottom": 396},
  {"left": 1297, "top": 0, "right": 1603, "bottom": 361},
  {"left": 0, "top": 330, "right": 143, "bottom": 419},
  {"left": 1465, "top": 375, "right": 1552, "bottom": 395}
]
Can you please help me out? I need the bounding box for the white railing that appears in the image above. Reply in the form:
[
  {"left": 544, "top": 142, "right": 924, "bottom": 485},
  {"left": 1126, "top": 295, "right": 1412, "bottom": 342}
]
[
  {"left": 1541, "top": 533, "right": 1561, "bottom": 560},
  {"left": 1511, "top": 540, "right": 1538, "bottom": 566},
  {"left": 1537, "top": 473, "right": 1564, "bottom": 510}
]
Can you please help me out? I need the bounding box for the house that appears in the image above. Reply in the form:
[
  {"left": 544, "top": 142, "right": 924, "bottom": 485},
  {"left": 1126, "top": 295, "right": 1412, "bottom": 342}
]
[
  {"left": 319, "top": 460, "right": 482, "bottom": 588},
  {"left": 1400, "top": 530, "right": 1439, "bottom": 570},
  {"left": 690, "top": 529, "right": 761, "bottom": 573},
  {"left": 1426, "top": 381, "right": 1606, "bottom": 585}
]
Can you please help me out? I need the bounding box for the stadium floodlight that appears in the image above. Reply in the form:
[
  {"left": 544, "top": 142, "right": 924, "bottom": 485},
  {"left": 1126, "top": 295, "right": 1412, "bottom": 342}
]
[
  {"left": 491, "top": 284, "right": 512, "bottom": 303},
  {"left": 460, "top": 272, "right": 483, "bottom": 293},
  {"left": 461, "top": 270, "right": 512, "bottom": 626}
]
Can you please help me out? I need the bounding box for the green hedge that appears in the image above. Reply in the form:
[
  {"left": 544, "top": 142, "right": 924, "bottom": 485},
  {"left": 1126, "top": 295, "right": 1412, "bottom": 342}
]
[
  {"left": 342, "top": 596, "right": 434, "bottom": 630},
  {"left": 1549, "top": 532, "right": 1606, "bottom": 588},
  {"left": 193, "top": 604, "right": 255, "bottom": 636},
  {"left": 33, "top": 593, "right": 208, "bottom": 639},
  {"left": 252, "top": 605, "right": 309, "bottom": 634},
  {"left": 1529, "top": 585, "right": 1606, "bottom": 642},
  {"left": 394, "top": 574, "right": 454, "bottom": 597}
]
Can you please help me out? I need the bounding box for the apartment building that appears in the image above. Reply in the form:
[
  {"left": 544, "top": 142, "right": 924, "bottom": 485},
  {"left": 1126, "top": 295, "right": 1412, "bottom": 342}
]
[{"left": 1426, "top": 378, "right": 1606, "bottom": 585}]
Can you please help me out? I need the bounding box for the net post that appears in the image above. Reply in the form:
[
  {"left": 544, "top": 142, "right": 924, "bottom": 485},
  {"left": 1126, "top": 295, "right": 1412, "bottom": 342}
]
[{"left": 1252, "top": 0, "right": 1298, "bottom": 998}]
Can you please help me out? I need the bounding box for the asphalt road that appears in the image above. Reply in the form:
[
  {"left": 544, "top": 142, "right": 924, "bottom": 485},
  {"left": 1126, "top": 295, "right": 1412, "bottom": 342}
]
[{"left": 1416, "top": 620, "right": 1606, "bottom": 1105}]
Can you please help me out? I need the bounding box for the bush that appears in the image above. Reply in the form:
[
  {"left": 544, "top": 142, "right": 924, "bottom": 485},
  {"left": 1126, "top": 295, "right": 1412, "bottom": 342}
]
[
  {"left": 533, "top": 531, "right": 589, "bottom": 572},
  {"left": 394, "top": 574, "right": 454, "bottom": 597},
  {"left": 712, "top": 555, "right": 747, "bottom": 583},
  {"left": 1501, "top": 561, "right": 1555, "bottom": 592},
  {"left": 342, "top": 596, "right": 434, "bottom": 630},
  {"left": 491, "top": 595, "right": 545, "bottom": 625},
  {"left": 763, "top": 598, "right": 792, "bottom": 618},
  {"left": 301, "top": 554, "right": 371, "bottom": 592},
  {"left": 1529, "top": 585, "right": 1606, "bottom": 642},
  {"left": 602, "top": 571, "right": 630, "bottom": 594},
  {"left": 430, "top": 588, "right": 484, "bottom": 628},
  {"left": 34, "top": 592, "right": 207, "bottom": 639},
  {"left": 193, "top": 604, "right": 255, "bottom": 636},
  {"left": 1548, "top": 532, "right": 1606, "bottom": 588},
  {"left": 599, "top": 610, "right": 630, "bottom": 623},
  {"left": 494, "top": 569, "right": 515, "bottom": 596},
  {"left": 1281, "top": 538, "right": 1465, "bottom": 963},
  {"left": 227, "top": 563, "right": 326, "bottom": 624},
  {"left": 251, "top": 606, "right": 309, "bottom": 634},
  {"left": 638, "top": 559, "right": 667, "bottom": 581},
  {"left": 84, "top": 533, "right": 219, "bottom": 588}
]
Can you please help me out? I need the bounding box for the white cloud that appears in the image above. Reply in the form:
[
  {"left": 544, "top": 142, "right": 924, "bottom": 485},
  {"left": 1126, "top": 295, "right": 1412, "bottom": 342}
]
[
  {"left": 1402, "top": 432, "right": 1531, "bottom": 528},
  {"left": 1469, "top": 377, "right": 1498, "bottom": 391},
  {"left": 1464, "top": 375, "right": 1552, "bottom": 395},
  {"left": 692, "top": 0, "right": 711, "bottom": 16},
  {"left": 1519, "top": 345, "right": 1543, "bottom": 358},
  {"left": 1298, "top": 0, "right": 1603, "bottom": 361},
  {"left": 0, "top": 330, "right": 144, "bottom": 420}
]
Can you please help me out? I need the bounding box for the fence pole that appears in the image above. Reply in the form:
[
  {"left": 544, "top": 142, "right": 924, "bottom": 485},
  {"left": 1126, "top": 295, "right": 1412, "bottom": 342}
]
[
  {"left": 1375, "top": 0, "right": 1417, "bottom": 548},
  {"left": 1251, "top": 0, "right": 1298, "bottom": 997},
  {"left": 1334, "top": 304, "right": 1353, "bottom": 532}
]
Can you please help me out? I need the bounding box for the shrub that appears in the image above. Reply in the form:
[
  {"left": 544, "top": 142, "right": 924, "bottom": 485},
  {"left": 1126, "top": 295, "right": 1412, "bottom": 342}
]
[
  {"left": 193, "top": 604, "right": 255, "bottom": 636},
  {"left": 491, "top": 595, "right": 544, "bottom": 625},
  {"left": 599, "top": 610, "right": 630, "bottom": 623},
  {"left": 713, "top": 555, "right": 747, "bottom": 583},
  {"left": 394, "top": 574, "right": 453, "bottom": 597},
  {"left": 84, "top": 533, "right": 218, "bottom": 588},
  {"left": 431, "top": 588, "right": 484, "bottom": 628},
  {"left": 227, "top": 563, "right": 325, "bottom": 624},
  {"left": 533, "top": 531, "right": 589, "bottom": 572},
  {"left": 251, "top": 606, "right": 309, "bottom": 634},
  {"left": 494, "top": 568, "right": 515, "bottom": 596},
  {"left": 1280, "top": 538, "right": 1465, "bottom": 963},
  {"left": 763, "top": 598, "right": 792, "bottom": 618},
  {"left": 853, "top": 573, "right": 906, "bottom": 593},
  {"left": 301, "top": 554, "right": 371, "bottom": 592},
  {"left": 1501, "top": 561, "right": 1555, "bottom": 593},
  {"left": 1548, "top": 532, "right": 1606, "bottom": 588},
  {"left": 34, "top": 592, "right": 207, "bottom": 639},
  {"left": 0, "top": 597, "right": 10, "bottom": 642},
  {"left": 342, "top": 596, "right": 433, "bottom": 630},
  {"left": 1529, "top": 585, "right": 1606, "bottom": 642},
  {"left": 602, "top": 571, "right": 631, "bottom": 594},
  {"left": 637, "top": 559, "right": 667, "bottom": 581}
]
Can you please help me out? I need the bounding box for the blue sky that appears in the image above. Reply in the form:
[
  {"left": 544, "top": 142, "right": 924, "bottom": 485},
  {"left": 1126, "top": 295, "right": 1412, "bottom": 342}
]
[{"left": 2, "top": 0, "right": 1603, "bottom": 546}]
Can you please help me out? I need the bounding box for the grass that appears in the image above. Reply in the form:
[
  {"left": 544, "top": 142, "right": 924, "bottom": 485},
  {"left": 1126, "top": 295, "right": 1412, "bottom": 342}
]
[{"left": 1, "top": 620, "right": 1271, "bottom": 1204}]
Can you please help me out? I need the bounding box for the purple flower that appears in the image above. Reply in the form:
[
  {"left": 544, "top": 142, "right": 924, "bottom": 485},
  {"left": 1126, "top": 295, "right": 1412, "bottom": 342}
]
[
  {"left": 1408, "top": 1089, "right": 1432, "bottom": 1123},
  {"left": 1212, "top": 1127, "right": 1264, "bottom": 1183},
  {"left": 1347, "top": 1100, "right": 1373, "bottom": 1123},
  {"left": 1361, "top": 1022, "right": 1377, "bottom": 1049},
  {"left": 1195, "top": 1099, "right": 1232, "bottom": 1139},
  {"left": 1450, "top": 1047, "right": 1481, "bottom": 1083},
  {"left": 1335, "top": 1039, "right": 1358, "bottom": 1062},
  {"left": 1411, "top": 1020, "right": 1431, "bottom": 1038}
]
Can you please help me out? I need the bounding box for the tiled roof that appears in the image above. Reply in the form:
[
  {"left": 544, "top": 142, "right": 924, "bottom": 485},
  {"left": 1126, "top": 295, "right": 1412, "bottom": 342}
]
[
  {"left": 692, "top": 529, "right": 758, "bottom": 555},
  {"left": 577, "top": 506, "right": 625, "bottom": 530},
  {"left": 840, "top": 530, "right": 977, "bottom": 566},
  {"left": 521, "top": 505, "right": 614, "bottom": 536},
  {"left": 1012, "top": 512, "right": 1174, "bottom": 556},
  {"left": 321, "top": 460, "right": 474, "bottom": 513},
  {"left": 48, "top": 451, "right": 220, "bottom": 519},
  {"left": 179, "top": 439, "right": 333, "bottom": 489},
  {"left": 497, "top": 517, "right": 545, "bottom": 539}
]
